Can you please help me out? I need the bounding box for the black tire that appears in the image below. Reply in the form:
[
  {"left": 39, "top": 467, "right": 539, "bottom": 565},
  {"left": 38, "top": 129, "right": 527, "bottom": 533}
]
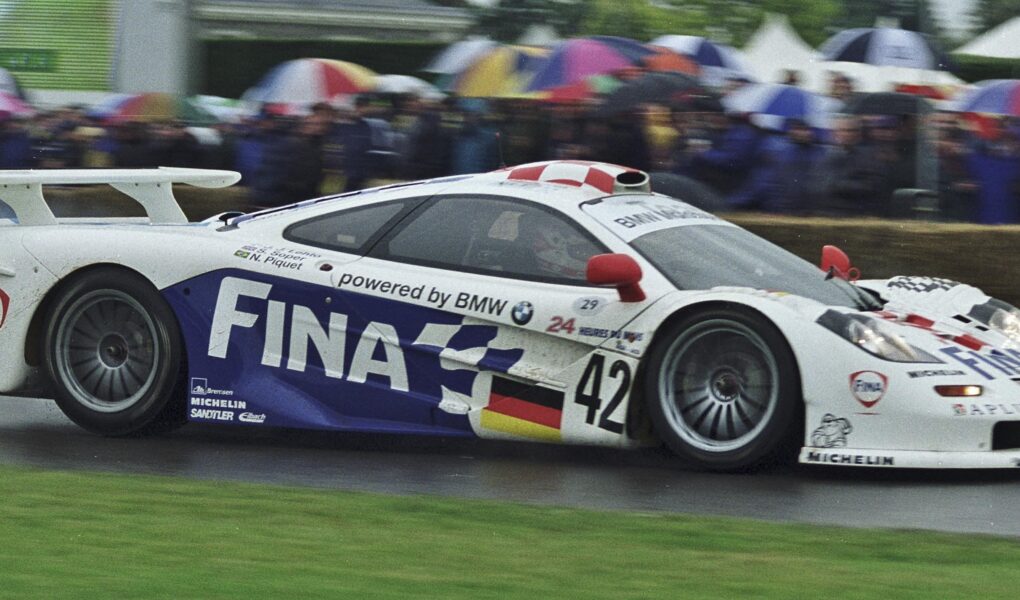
[
  {"left": 644, "top": 307, "right": 801, "bottom": 471},
  {"left": 43, "top": 267, "right": 186, "bottom": 436}
]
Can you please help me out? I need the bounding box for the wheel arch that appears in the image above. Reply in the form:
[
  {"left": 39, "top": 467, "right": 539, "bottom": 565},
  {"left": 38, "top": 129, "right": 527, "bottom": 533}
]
[
  {"left": 24, "top": 263, "right": 166, "bottom": 368},
  {"left": 628, "top": 300, "right": 806, "bottom": 450}
]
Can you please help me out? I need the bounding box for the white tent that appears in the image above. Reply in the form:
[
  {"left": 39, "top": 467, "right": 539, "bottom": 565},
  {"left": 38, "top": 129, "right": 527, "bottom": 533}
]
[
  {"left": 955, "top": 17, "right": 1020, "bottom": 59},
  {"left": 742, "top": 14, "right": 822, "bottom": 86}
]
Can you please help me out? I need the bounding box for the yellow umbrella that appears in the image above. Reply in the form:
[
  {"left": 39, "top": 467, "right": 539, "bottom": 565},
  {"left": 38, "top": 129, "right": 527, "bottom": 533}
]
[{"left": 453, "top": 46, "right": 549, "bottom": 98}]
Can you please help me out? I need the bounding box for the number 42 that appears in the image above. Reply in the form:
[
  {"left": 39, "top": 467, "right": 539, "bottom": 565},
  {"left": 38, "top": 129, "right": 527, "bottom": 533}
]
[{"left": 574, "top": 355, "right": 631, "bottom": 434}]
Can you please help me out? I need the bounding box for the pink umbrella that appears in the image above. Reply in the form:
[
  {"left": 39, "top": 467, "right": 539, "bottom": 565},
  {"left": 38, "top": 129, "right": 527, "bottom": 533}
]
[
  {"left": 0, "top": 92, "right": 33, "bottom": 117},
  {"left": 525, "top": 37, "right": 654, "bottom": 92}
]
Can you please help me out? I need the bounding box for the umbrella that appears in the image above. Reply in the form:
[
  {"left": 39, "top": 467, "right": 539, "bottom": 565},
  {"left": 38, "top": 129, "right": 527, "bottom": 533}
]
[
  {"left": 650, "top": 35, "right": 743, "bottom": 68},
  {"left": 948, "top": 79, "right": 1020, "bottom": 116},
  {"left": 451, "top": 45, "right": 549, "bottom": 97},
  {"left": 88, "top": 93, "right": 217, "bottom": 124},
  {"left": 649, "top": 35, "right": 751, "bottom": 87},
  {"left": 189, "top": 95, "right": 255, "bottom": 123},
  {"left": 374, "top": 74, "right": 444, "bottom": 100},
  {"left": 242, "top": 58, "right": 376, "bottom": 105},
  {"left": 0, "top": 91, "right": 33, "bottom": 117},
  {"left": 820, "top": 27, "right": 950, "bottom": 70},
  {"left": 525, "top": 36, "right": 655, "bottom": 92},
  {"left": 423, "top": 38, "right": 499, "bottom": 74},
  {"left": 539, "top": 75, "right": 621, "bottom": 103},
  {"left": 844, "top": 92, "right": 934, "bottom": 116},
  {"left": 0, "top": 67, "right": 25, "bottom": 99},
  {"left": 595, "top": 72, "right": 705, "bottom": 117},
  {"left": 722, "top": 83, "right": 836, "bottom": 129},
  {"left": 642, "top": 47, "right": 700, "bottom": 75}
]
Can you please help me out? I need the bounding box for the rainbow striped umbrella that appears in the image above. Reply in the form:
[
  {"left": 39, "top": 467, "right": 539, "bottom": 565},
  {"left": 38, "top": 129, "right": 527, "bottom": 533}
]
[
  {"left": 243, "top": 58, "right": 377, "bottom": 105},
  {"left": 89, "top": 93, "right": 217, "bottom": 124}
]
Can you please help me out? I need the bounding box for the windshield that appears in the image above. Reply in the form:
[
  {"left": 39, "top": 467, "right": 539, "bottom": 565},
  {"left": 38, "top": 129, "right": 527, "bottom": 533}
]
[{"left": 582, "top": 195, "right": 872, "bottom": 310}]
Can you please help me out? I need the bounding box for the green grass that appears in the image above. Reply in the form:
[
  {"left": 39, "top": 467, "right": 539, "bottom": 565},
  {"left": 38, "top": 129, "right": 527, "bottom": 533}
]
[{"left": 0, "top": 466, "right": 1018, "bottom": 599}]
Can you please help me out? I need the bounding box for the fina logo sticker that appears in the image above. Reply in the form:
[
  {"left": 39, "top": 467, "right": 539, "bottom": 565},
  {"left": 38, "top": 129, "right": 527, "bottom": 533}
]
[
  {"left": 0, "top": 288, "right": 8, "bottom": 329},
  {"left": 850, "top": 370, "right": 887, "bottom": 409}
]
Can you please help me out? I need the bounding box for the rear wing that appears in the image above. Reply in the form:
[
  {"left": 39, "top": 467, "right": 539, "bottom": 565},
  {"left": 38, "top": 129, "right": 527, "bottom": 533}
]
[{"left": 0, "top": 167, "right": 241, "bottom": 226}]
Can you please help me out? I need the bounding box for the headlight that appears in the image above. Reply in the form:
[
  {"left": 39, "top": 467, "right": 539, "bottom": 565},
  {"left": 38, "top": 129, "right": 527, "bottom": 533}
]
[
  {"left": 817, "top": 310, "right": 940, "bottom": 363},
  {"left": 988, "top": 308, "right": 1020, "bottom": 342},
  {"left": 969, "top": 299, "right": 1020, "bottom": 344}
]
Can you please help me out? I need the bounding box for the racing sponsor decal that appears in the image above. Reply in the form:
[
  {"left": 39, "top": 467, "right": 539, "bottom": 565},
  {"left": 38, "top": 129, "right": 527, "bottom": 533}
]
[
  {"left": 190, "top": 378, "right": 234, "bottom": 397},
  {"left": 336, "top": 273, "right": 510, "bottom": 316},
  {"left": 583, "top": 196, "right": 732, "bottom": 242},
  {"left": 886, "top": 276, "right": 958, "bottom": 294},
  {"left": 572, "top": 296, "right": 605, "bottom": 316},
  {"left": 939, "top": 346, "right": 1020, "bottom": 380},
  {"left": 239, "top": 412, "right": 267, "bottom": 424},
  {"left": 183, "top": 274, "right": 525, "bottom": 433},
  {"left": 811, "top": 414, "right": 853, "bottom": 448},
  {"left": 578, "top": 327, "right": 644, "bottom": 342},
  {"left": 951, "top": 403, "right": 1020, "bottom": 417},
  {"left": 0, "top": 287, "right": 8, "bottom": 329},
  {"left": 234, "top": 244, "right": 321, "bottom": 271},
  {"left": 480, "top": 377, "right": 564, "bottom": 442},
  {"left": 191, "top": 397, "right": 246, "bottom": 410},
  {"left": 189, "top": 408, "right": 236, "bottom": 422},
  {"left": 907, "top": 369, "right": 966, "bottom": 378},
  {"left": 511, "top": 301, "right": 533, "bottom": 325},
  {"left": 849, "top": 371, "right": 887, "bottom": 410},
  {"left": 804, "top": 452, "right": 894, "bottom": 466}
]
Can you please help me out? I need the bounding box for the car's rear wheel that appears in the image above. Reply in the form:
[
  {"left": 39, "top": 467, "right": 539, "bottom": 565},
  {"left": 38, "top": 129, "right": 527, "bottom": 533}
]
[
  {"left": 43, "top": 268, "right": 186, "bottom": 436},
  {"left": 645, "top": 307, "right": 800, "bottom": 470}
]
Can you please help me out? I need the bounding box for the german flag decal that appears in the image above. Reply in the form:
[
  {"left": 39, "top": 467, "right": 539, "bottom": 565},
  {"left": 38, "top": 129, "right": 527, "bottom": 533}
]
[{"left": 480, "top": 377, "right": 564, "bottom": 442}]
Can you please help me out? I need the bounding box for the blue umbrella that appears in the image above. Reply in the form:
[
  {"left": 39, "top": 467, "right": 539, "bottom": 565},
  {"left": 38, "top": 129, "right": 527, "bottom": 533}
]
[
  {"left": 949, "top": 79, "right": 1020, "bottom": 116},
  {"left": 649, "top": 35, "right": 751, "bottom": 87},
  {"left": 722, "top": 83, "right": 837, "bottom": 129},
  {"left": 820, "top": 27, "right": 949, "bottom": 70}
]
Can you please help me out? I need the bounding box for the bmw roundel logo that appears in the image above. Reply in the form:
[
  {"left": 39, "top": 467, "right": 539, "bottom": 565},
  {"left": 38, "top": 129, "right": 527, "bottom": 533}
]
[{"left": 511, "top": 301, "right": 534, "bottom": 325}]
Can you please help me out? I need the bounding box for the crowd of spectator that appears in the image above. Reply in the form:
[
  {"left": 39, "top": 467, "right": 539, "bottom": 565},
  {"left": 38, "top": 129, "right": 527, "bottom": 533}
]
[{"left": 1, "top": 72, "right": 1019, "bottom": 224}]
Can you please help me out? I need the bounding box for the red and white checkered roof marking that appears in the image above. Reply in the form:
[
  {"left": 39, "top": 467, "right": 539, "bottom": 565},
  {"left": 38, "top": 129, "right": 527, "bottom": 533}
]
[{"left": 495, "top": 161, "right": 637, "bottom": 195}]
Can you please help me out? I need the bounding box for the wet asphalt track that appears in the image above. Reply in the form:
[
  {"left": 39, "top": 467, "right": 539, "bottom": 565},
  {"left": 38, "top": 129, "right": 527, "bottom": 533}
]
[{"left": 2, "top": 394, "right": 1019, "bottom": 537}]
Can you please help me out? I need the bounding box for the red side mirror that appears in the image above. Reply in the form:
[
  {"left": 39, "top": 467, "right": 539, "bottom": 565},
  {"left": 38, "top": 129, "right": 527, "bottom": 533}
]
[
  {"left": 820, "top": 245, "right": 860, "bottom": 281},
  {"left": 587, "top": 254, "right": 645, "bottom": 302}
]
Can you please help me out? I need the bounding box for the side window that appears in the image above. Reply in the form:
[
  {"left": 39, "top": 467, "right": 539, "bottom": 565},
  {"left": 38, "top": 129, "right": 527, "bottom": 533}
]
[
  {"left": 380, "top": 196, "right": 606, "bottom": 284},
  {"left": 284, "top": 200, "right": 411, "bottom": 254}
]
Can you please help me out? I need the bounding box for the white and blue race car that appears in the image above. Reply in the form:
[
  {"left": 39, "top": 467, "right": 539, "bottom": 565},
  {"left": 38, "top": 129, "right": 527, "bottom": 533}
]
[{"left": 2, "top": 161, "right": 1019, "bottom": 470}]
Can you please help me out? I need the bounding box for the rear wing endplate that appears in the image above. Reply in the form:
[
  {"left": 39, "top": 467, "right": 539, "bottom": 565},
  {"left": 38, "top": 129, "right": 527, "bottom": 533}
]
[{"left": 0, "top": 167, "right": 241, "bottom": 226}]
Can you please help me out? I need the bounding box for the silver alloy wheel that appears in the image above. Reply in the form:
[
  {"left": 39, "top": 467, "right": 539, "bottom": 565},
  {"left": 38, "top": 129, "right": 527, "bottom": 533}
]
[
  {"left": 53, "top": 289, "right": 160, "bottom": 413},
  {"left": 658, "top": 318, "right": 779, "bottom": 453}
]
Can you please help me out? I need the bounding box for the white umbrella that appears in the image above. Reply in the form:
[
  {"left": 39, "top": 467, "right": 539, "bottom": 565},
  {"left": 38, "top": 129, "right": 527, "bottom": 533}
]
[
  {"left": 423, "top": 38, "right": 498, "bottom": 75},
  {"left": 820, "top": 27, "right": 949, "bottom": 70},
  {"left": 374, "top": 75, "right": 445, "bottom": 100}
]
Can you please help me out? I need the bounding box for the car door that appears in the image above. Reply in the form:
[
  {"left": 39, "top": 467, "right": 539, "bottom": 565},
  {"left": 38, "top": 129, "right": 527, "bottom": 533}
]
[{"left": 330, "top": 194, "right": 654, "bottom": 443}]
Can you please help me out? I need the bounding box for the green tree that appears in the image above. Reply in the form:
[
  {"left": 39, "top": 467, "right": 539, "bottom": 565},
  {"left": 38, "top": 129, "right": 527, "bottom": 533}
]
[
  {"left": 652, "top": 0, "right": 840, "bottom": 46},
  {"left": 833, "top": 0, "right": 943, "bottom": 35},
  {"left": 971, "top": 0, "right": 1020, "bottom": 32},
  {"left": 577, "top": 0, "right": 677, "bottom": 40},
  {"left": 473, "top": 0, "right": 589, "bottom": 42}
]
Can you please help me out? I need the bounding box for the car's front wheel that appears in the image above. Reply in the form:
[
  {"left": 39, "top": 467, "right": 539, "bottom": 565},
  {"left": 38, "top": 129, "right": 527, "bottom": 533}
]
[
  {"left": 644, "top": 307, "right": 801, "bottom": 470},
  {"left": 43, "top": 268, "right": 186, "bottom": 436}
]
